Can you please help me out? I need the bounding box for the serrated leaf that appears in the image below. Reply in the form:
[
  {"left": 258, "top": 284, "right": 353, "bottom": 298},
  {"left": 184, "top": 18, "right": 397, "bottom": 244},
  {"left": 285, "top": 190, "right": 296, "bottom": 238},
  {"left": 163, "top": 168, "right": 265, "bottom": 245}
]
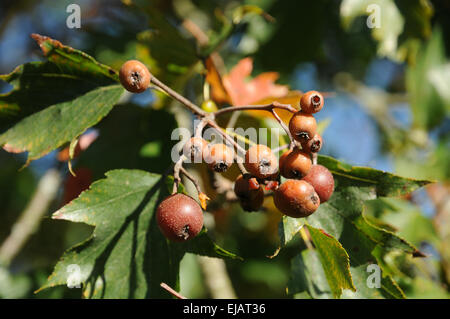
[
  {"left": 406, "top": 29, "right": 449, "bottom": 130},
  {"left": 0, "top": 85, "right": 123, "bottom": 163},
  {"left": 278, "top": 216, "right": 304, "bottom": 246},
  {"left": 305, "top": 224, "right": 355, "bottom": 298},
  {"left": 0, "top": 34, "right": 124, "bottom": 163},
  {"left": 39, "top": 169, "right": 238, "bottom": 298},
  {"left": 282, "top": 156, "right": 430, "bottom": 298}
]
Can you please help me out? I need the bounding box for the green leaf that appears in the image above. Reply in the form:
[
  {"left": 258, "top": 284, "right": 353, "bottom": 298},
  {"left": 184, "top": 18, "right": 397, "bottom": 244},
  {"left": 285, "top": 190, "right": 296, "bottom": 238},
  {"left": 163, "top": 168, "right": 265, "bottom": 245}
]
[
  {"left": 39, "top": 169, "right": 238, "bottom": 298},
  {"left": 0, "top": 34, "right": 118, "bottom": 125},
  {"left": 305, "top": 224, "right": 355, "bottom": 298},
  {"left": 0, "top": 34, "right": 124, "bottom": 163},
  {"left": 318, "top": 155, "right": 430, "bottom": 196},
  {"left": 78, "top": 104, "right": 178, "bottom": 179},
  {"left": 406, "top": 28, "right": 449, "bottom": 130},
  {"left": 281, "top": 156, "right": 430, "bottom": 298},
  {"left": 278, "top": 216, "right": 304, "bottom": 246},
  {"left": 0, "top": 85, "right": 123, "bottom": 164}
]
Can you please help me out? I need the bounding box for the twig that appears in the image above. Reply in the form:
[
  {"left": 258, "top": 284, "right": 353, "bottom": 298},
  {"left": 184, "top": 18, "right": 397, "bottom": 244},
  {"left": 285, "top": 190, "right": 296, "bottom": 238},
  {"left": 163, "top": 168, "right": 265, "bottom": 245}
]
[
  {"left": 160, "top": 282, "right": 187, "bottom": 299},
  {"left": 151, "top": 76, "right": 207, "bottom": 118},
  {"left": 0, "top": 169, "right": 61, "bottom": 267},
  {"left": 206, "top": 120, "right": 246, "bottom": 156},
  {"left": 197, "top": 256, "right": 237, "bottom": 298},
  {"left": 172, "top": 156, "right": 186, "bottom": 194},
  {"left": 271, "top": 109, "right": 294, "bottom": 143},
  {"left": 180, "top": 167, "right": 202, "bottom": 195},
  {"left": 213, "top": 102, "right": 297, "bottom": 117}
]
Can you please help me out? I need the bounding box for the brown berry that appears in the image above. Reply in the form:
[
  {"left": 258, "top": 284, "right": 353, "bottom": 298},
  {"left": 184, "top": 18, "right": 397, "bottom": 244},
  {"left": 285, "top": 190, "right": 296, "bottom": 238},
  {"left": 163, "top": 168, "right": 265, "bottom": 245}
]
[
  {"left": 273, "top": 179, "right": 320, "bottom": 218},
  {"left": 205, "top": 144, "right": 235, "bottom": 172},
  {"left": 183, "top": 137, "right": 208, "bottom": 163},
  {"left": 282, "top": 149, "right": 312, "bottom": 179},
  {"left": 289, "top": 112, "right": 317, "bottom": 143},
  {"left": 156, "top": 193, "right": 203, "bottom": 242},
  {"left": 302, "top": 165, "right": 334, "bottom": 203},
  {"left": 302, "top": 134, "right": 323, "bottom": 153},
  {"left": 244, "top": 144, "right": 279, "bottom": 179},
  {"left": 300, "top": 91, "right": 324, "bottom": 113},
  {"left": 234, "top": 174, "right": 264, "bottom": 212},
  {"left": 119, "top": 60, "right": 151, "bottom": 93}
]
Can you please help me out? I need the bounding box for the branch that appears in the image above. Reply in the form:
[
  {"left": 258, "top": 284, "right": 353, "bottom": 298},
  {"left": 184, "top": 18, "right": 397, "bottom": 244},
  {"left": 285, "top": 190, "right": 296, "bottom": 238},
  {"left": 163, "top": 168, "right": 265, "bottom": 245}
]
[
  {"left": 197, "top": 256, "right": 237, "bottom": 298},
  {"left": 150, "top": 76, "right": 207, "bottom": 118},
  {"left": 160, "top": 282, "right": 187, "bottom": 299},
  {"left": 0, "top": 169, "right": 61, "bottom": 267}
]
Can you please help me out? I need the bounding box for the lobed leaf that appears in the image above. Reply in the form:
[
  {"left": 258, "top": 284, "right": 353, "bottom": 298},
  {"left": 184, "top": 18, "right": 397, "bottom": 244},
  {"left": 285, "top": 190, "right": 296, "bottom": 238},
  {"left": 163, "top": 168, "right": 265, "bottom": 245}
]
[{"left": 39, "top": 169, "right": 239, "bottom": 298}]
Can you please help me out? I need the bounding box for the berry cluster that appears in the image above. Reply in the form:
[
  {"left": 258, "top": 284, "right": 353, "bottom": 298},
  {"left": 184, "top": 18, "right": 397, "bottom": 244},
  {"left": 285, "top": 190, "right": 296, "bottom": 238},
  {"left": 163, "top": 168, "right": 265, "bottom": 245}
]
[{"left": 118, "top": 60, "right": 335, "bottom": 242}]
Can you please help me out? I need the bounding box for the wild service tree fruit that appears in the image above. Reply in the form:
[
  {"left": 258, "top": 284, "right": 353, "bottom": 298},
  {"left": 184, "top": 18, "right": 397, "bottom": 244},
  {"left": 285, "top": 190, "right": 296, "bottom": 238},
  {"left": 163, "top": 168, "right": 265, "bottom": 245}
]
[
  {"left": 282, "top": 149, "right": 312, "bottom": 179},
  {"left": 156, "top": 193, "right": 203, "bottom": 242},
  {"left": 302, "top": 164, "right": 334, "bottom": 203},
  {"left": 289, "top": 111, "right": 317, "bottom": 143},
  {"left": 234, "top": 174, "right": 264, "bottom": 211},
  {"left": 206, "top": 143, "right": 235, "bottom": 172},
  {"left": 273, "top": 179, "right": 320, "bottom": 218},
  {"left": 119, "top": 60, "right": 151, "bottom": 93},
  {"left": 300, "top": 90, "right": 324, "bottom": 114},
  {"left": 183, "top": 137, "right": 208, "bottom": 163},
  {"left": 244, "top": 144, "right": 279, "bottom": 179},
  {"left": 302, "top": 134, "right": 322, "bottom": 153}
]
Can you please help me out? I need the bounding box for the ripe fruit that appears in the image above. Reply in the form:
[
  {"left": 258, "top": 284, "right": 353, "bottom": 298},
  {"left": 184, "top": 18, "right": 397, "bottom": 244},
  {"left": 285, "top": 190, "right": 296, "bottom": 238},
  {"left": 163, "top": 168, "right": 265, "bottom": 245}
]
[
  {"left": 302, "top": 165, "right": 334, "bottom": 203},
  {"left": 119, "top": 60, "right": 151, "bottom": 93},
  {"left": 234, "top": 174, "right": 264, "bottom": 211},
  {"left": 282, "top": 149, "right": 312, "bottom": 179},
  {"left": 273, "top": 179, "right": 320, "bottom": 218},
  {"left": 183, "top": 137, "right": 208, "bottom": 163},
  {"left": 300, "top": 91, "right": 324, "bottom": 114},
  {"left": 302, "top": 134, "right": 323, "bottom": 153},
  {"left": 289, "top": 112, "right": 317, "bottom": 143},
  {"left": 156, "top": 193, "right": 203, "bottom": 242},
  {"left": 279, "top": 149, "right": 293, "bottom": 175},
  {"left": 244, "top": 144, "right": 279, "bottom": 179},
  {"left": 205, "top": 144, "right": 235, "bottom": 172}
]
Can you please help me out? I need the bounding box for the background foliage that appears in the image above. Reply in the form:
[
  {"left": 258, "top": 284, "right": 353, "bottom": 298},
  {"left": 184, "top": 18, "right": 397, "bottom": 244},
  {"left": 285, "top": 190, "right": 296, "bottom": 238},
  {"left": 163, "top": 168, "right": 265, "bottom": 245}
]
[{"left": 0, "top": 0, "right": 448, "bottom": 299}]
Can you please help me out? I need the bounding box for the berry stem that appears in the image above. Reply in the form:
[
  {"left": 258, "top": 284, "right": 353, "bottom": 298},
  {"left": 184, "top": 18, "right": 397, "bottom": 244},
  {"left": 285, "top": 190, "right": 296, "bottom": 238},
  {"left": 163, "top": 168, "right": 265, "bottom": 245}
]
[
  {"left": 172, "top": 156, "right": 186, "bottom": 194},
  {"left": 180, "top": 166, "right": 202, "bottom": 195},
  {"left": 271, "top": 109, "right": 295, "bottom": 144}
]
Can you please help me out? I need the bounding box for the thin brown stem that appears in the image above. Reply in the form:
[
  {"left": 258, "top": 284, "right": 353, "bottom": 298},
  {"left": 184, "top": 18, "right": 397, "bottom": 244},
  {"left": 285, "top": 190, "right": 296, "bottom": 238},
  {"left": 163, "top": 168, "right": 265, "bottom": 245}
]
[
  {"left": 180, "top": 167, "right": 202, "bottom": 195},
  {"left": 160, "top": 282, "right": 187, "bottom": 299},
  {"left": 151, "top": 76, "right": 207, "bottom": 118},
  {"left": 206, "top": 120, "right": 246, "bottom": 156},
  {"left": 172, "top": 156, "right": 186, "bottom": 194},
  {"left": 213, "top": 102, "right": 297, "bottom": 117},
  {"left": 271, "top": 109, "right": 294, "bottom": 143}
]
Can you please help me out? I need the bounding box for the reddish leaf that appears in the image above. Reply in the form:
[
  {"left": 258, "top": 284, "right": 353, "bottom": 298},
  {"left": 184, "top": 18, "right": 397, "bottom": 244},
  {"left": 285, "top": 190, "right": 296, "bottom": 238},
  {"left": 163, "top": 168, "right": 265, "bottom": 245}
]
[{"left": 222, "top": 57, "right": 289, "bottom": 106}]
